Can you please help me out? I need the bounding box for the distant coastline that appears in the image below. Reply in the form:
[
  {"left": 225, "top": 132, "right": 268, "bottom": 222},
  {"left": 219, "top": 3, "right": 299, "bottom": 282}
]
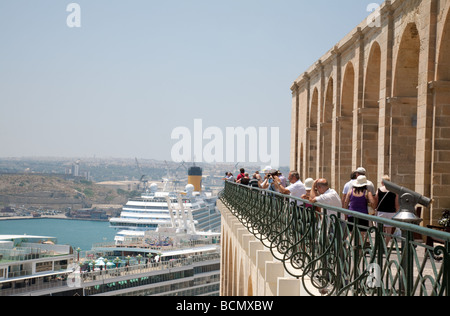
[{"left": 0, "top": 215, "right": 108, "bottom": 222}]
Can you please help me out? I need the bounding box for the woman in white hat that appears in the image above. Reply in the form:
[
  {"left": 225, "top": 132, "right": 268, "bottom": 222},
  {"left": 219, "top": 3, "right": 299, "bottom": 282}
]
[
  {"left": 301, "top": 178, "right": 315, "bottom": 209},
  {"left": 343, "top": 175, "right": 376, "bottom": 233}
]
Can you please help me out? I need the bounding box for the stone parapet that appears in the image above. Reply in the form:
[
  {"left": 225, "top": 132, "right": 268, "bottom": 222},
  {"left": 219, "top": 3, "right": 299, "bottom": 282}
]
[{"left": 218, "top": 200, "right": 311, "bottom": 296}]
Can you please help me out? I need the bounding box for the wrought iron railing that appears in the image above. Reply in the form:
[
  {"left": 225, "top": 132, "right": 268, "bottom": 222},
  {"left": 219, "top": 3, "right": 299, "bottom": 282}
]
[{"left": 219, "top": 181, "right": 450, "bottom": 296}]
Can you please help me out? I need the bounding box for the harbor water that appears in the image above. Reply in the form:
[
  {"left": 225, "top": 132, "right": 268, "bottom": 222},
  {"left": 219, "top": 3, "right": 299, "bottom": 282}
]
[{"left": 0, "top": 218, "right": 116, "bottom": 251}]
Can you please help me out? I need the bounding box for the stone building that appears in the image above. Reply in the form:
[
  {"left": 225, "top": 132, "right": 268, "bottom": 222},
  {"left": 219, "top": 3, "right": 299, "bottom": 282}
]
[{"left": 290, "top": 0, "right": 450, "bottom": 225}]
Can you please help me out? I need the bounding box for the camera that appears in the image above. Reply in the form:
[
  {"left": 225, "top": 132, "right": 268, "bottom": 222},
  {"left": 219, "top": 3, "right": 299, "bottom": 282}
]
[{"left": 269, "top": 169, "right": 279, "bottom": 177}]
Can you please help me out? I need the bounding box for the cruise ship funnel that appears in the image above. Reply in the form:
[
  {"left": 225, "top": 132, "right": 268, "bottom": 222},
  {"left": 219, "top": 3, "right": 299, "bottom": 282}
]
[{"left": 188, "top": 166, "right": 202, "bottom": 191}]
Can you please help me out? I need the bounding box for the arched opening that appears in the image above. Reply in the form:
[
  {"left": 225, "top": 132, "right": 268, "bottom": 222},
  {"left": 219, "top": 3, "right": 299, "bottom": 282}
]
[
  {"left": 437, "top": 10, "right": 450, "bottom": 81},
  {"left": 238, "top": 258, "right": 244, "bottom": 295},
  {"left": 338, "top": 63, "right": 355, "bottom": 193},
  {"left": 323, "top": 78, "right": 334, "bottom": 124},
  {"left": 361, "top": 42, "right": 382, "bottom": 182},
  {"left": 233, "top": 247, "right": 238, "bottom": 296},
  {"left": 227, "top": 237, "right": 233, "bottom": 296},
  {"left": 341, "top": 63, "right": 355, "bottom": 118},
  {"left": 391, "top": 23, "right": 420, "bottom": 189},
  {"left": 221, "top": 229, "right": 227, "bottom": 296},
  {"left": 320, "top": 78, "right": 334, "bottom": 181},
  {"left": 308, "top": 88, "right": 319, "bottom": 178},
  {"left": 432, "top": 9, "right": 450, "bottom": 224},
  {"left": 247, "top": 275, "right": 254, "bottom": 296}
]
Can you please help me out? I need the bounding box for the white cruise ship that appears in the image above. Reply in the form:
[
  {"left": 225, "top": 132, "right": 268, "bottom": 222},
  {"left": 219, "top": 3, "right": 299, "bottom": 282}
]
[{"left": 109, "top": 166, "right": 221, "bottom": 245}]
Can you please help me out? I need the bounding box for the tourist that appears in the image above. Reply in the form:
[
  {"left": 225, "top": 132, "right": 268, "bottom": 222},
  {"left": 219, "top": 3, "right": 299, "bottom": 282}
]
[
  {"left": 226, "top": 172, "right": 235, "bottom": 182},
  {"left": 278, "top": 172, "right": 287, "bottom": 187},
  {"left": 273, "top": 171, "right": 306, "bottom": 205},
  {"left": 249, "top": 173, "right": 260, "bottom": 188},
  {"left": 342, "top": 171, "right": 357, "bottom": 207},
  {"left": 236, "top": 168, "right": 246, "bottom": 182},
  {"left": 374, "top": 175, "right": 400, "bottom": 242},
  {"left": 254, "top": 171, "right": 263, "bottom": 183},
  {"left": 347, "top": 167, "right": 376, "bottom": 195},
  {"left": 237, "top": 172, "right": 250, "bottom": 185},
  {"left": 343, "top": 175, "right": 376, "bottom": 233},
  {"left": 261, "top": 169, "right": 279, "bottom": 192},
  {"left": 301, "top": 178, "right": 315, "bottom": 209},
  {"left": 309, "top": 178, "right": 343, "bottom": 220}
]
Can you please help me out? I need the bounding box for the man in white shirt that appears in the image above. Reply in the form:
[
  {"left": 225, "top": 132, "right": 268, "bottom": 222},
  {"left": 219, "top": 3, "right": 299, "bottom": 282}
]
[
  {"left": 273, "top": 171, "right": 306, "bottom": 206},
  {"left": 309, "top": 178, "right": 343, "bottom": 219}
]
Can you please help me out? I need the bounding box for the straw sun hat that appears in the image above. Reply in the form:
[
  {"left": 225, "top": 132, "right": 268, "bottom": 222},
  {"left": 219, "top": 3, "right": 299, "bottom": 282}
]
[{"left": 353, "top": 175, "right": 368, "bottom": 188}]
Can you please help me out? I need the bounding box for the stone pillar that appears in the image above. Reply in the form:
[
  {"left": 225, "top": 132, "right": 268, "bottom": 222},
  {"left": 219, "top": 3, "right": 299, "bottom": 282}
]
[{"left": 290, "top": 83, "right": 299, "bottom": 170}]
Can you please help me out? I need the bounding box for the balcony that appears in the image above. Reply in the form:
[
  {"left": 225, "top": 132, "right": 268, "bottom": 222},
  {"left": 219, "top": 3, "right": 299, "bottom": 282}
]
[{"left": 218, "top": 181, "right": 450, "bottom": 296}]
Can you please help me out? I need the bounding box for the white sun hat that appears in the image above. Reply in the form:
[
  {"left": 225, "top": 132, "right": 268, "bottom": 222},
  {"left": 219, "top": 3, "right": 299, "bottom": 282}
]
[
  {"left": 304, "top": 178, "right": 314, "bottom": 190},
  {"left": 353, "top": 175, "right": 368, "bottom": 188}
]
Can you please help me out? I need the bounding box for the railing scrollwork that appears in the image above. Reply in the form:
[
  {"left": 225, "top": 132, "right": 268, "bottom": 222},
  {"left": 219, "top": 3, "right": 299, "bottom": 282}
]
[{"left": 219, "top": 181, "right": 450, "bottom": 296}]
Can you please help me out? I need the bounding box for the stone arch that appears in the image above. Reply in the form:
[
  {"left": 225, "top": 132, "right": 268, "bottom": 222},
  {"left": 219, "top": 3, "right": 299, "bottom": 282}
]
[
  {"left": 364, "top": 42, "right": 382, "bottom": 109},
  {"left": 308, "top": 87, "right": 319, "bottom": 178},
  {"left": 437, "top": 7, "right": 450, "bottom": 81},
  {"left": 221, "top": 229, "right": 227, "bottom": 295},
  {"left": 320, "top": 77, "right": 334, "bottom": 180},
  {"left": 238, "top": 258, "right": 244, "bottom": 295},
  {"left": 310, "top": 87, "right": 319, "bottom": 127},
  {"left": 341, "top": 63, "right": 355, "bottom": 117},
  {"left": 247, "top": 275, "right": 254, "bottom": 296},
  {"left": 361, "top": 41, "right": 382, "bottom": 181},
  {"left": 432, "top": 7, "right": 450, "bottom": 223},
  {"left": 393, "top": 23, "right": 420, "bottom": 97},
  {"left": 338, "top": 62, "right": 355, "bottom": 192},
  {"left": 391, "top": 22, "right": 420, "bottom": 189},
  {"left": 233, "top": 247, "right": 238, "bottom": 295},
  {"left": 323, "top": 78, "right": 334, "bottom": 124},
  {"left": 226, "top": 237, "right": 233, "bottom": 296}
]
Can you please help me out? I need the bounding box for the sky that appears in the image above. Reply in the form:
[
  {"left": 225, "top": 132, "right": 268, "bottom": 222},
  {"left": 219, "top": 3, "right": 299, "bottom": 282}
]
[{"left": 0, "top": 0, "right": 380, "bottom": 167}]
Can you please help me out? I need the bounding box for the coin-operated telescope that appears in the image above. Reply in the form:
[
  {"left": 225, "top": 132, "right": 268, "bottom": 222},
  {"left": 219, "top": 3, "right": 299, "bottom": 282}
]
[{"left": 383, "top": 180, "right": 432, "bottom": 224}]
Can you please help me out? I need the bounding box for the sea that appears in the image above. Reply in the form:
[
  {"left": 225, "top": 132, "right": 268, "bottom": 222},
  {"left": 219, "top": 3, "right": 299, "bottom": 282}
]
[{"left": 0, "top": 218, "right": 116, "bottom": 251}]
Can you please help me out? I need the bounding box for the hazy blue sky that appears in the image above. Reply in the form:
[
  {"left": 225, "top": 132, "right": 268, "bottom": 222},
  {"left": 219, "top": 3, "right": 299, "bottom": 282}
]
[{"left": 0, "top": 0, "right": 379, "bottom": 166}]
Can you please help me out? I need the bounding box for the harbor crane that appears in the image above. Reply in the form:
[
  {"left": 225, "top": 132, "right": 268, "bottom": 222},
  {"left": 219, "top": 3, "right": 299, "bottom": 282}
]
[{"left": 135, "top": 158, "right": 149, "bottom": 191}]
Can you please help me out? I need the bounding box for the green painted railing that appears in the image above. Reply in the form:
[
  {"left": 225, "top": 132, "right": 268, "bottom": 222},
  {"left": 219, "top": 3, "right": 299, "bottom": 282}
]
[{"left": 219, "top": 181, "right": 450, "bottom": 296}]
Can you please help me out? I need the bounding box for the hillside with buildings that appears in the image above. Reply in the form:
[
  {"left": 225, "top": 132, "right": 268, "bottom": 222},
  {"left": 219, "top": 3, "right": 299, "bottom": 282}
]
[
  {"left": 0, "top": 157, "right": 287, "bottom": 216},
  {"left": 0, "top": 174, "right": 128, "bottom": 211}
]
